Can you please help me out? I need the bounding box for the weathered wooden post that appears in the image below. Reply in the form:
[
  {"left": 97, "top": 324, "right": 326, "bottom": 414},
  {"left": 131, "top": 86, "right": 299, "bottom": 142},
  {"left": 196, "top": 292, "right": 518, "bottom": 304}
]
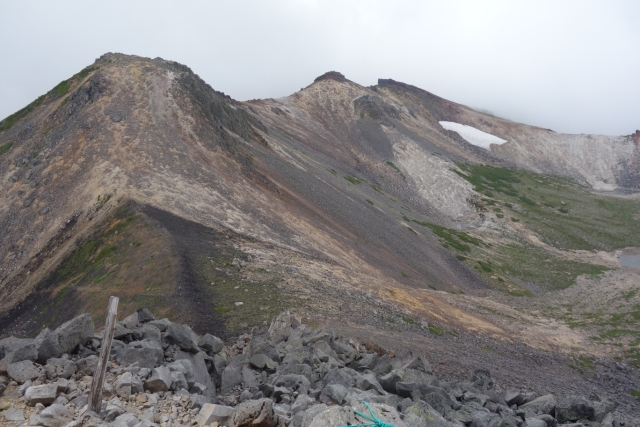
[{"left": 88, "top": 296, "right": 119, "bottom": 414}]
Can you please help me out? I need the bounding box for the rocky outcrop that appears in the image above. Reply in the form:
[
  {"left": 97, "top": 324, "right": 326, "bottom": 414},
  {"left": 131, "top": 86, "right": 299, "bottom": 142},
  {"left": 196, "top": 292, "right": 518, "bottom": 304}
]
[{"left": 0, "top": 310, "right": 627, "bottom": 427}]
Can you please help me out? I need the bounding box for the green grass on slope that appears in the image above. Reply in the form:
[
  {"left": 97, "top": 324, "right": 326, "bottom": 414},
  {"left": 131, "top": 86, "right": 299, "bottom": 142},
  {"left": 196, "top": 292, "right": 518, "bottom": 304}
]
[
  {"left": 454, "top": 163, "right": 640, "bottom": 251},
  {"left": 0, "top": 66, "right": 98, "bottom": 133}
]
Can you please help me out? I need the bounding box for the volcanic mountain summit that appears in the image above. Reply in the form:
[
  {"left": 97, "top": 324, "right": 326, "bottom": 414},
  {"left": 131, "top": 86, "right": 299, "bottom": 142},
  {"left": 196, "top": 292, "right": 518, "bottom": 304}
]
[{"left": 0, "top": 54, "right": 639, "bottom": 405}]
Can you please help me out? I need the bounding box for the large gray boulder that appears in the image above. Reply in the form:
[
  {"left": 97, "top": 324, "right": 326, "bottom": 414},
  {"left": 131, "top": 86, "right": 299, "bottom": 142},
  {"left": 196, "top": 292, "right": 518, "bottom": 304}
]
[
  {"left": 199, "top": 333, "right": 224, "bottom": 353},
  {"left": 24, "top": 383, "right": 60, "bottom": 406},
  {"left": 116, "top": 339, "right": 164, "bottom": 368},
  {"left": 175, "top": 350, "right": 216, "bottom": 398},
  {"left": 144, "top": 366, "right": 172, "bottom": 393},
  {"left": 29, "top": 403, "right": 73, "bottom": 427},
  {"left": 268, "top": 310, "right": 295, "bottom": 343},
  {"left": 115, "top": 371, "right": 144, "bottom": 399},
  {"left": 55, "top": 313, "right": 94, "bottom": 354},
  {"left": 470, "top": 412, "right": 502, "bottom": 427},
  {"left": 44, "top": 357, "right": 77, "bottom": 380},
  {"left": 403, "top": 401, "right": 450, "bottom": 427},
  {"left": 555, "top": 396, "right": 595, "bottom": 423},
  {"left": 35, "top": 329, "right": 63, "bottom": 364},
  {"left": 519, "top": 395, "right": 557, "bottom": 417},
  {"left": 196, "top": 403, "right": 235, "bottom": 426},
  {"left": 222, "top": 354, "right": 248, "bottom": 393},
  {"left": 0, "top": 337, "right": 38, "bottom": 364},
  {"left": 164, "top": 323, "right": 199, "bottom": 353},
  {"left": 7, "top": 360, "right": 42, "bottom": 383},
  {"left": 230, "top": 398, "right": 278, "bottom": 427},
  {"left": 76, "top": 355, "right": 99, "bottom": 375}
]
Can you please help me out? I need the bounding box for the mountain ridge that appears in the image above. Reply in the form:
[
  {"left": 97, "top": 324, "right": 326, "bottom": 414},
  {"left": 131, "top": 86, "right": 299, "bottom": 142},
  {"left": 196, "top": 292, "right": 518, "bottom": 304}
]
[{"left": 0, "top": 54, "right": 639, "bottom": 399}]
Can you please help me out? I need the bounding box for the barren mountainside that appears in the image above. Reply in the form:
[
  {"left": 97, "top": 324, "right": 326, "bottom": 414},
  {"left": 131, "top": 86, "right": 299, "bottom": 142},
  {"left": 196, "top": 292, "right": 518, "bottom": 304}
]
[{"left": 1, "top": 53, "right": 640, "bottom": 415}]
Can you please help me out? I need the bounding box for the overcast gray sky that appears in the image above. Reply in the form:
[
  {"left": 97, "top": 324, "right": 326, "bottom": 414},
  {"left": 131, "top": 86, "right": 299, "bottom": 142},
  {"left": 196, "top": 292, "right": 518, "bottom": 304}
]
[{"left": 2, "top": 0, "right": 638, "bottom": 135}]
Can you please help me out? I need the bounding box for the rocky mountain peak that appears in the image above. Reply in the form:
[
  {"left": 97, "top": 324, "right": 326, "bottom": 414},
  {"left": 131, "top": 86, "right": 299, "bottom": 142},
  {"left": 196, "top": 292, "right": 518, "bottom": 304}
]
[{"left": 313, "top": 71, "right": 349, "bottom": 84}]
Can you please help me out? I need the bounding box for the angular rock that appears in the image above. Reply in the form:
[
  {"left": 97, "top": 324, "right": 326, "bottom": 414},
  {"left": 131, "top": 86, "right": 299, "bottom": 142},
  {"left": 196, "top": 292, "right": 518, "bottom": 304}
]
[
  {"left": 230, "top": 398, "right": 278, "bottom": 427},
  {"left": 55, "top": 313, "right": 94, "bottom": 354},
  {"left": 164, "top": 323, "right": 199, "bottom": 353},
  {"left": 470, "top": 411, "right": 502, "bottom": 427},
  {"left": 113, "top": 412, "right": 140, "bottom": 427},
  {"left": 24, "top": 383, "right": 59, "bottom": 406},
  {"left": 373, "top": 354, "right": 394, "bottom": 376},
  {"left": 196, "top": 403, "right": 236, "bottom": 426},
  {"left": 44, "top": 357, "right": 77, "bottom": 380},
  {"left": 524, "top": 419, "right": 548, "bottom": 427},
  {"left": 122, "top": 312, "right": 140, "bottom": 330},
  {"left": 174, "top": 350, "right": 216, "bottom": 398},
  {"left": 520, "top": 394, "right": 557, "bottom": 416},
  {"left": 3, "top": 406, "right": 25, "bottom": 421},
  {"left": 250, "top": 354, "right": 278, "bottom": 372},
  {"left": 353, "top": 403, "right": 406, "bottom": 427},
  {"left": 0, "top": 337, "right": 38, "bottom": 364},
  {"left": 280, "top": 363, "right": 312, "bottom": 379},
  {"left": 269, "top": 310, "right": 295, "bottom": 343},
  {"left": 282, "top": 346, "right": 313, "bottom": 366},
  {"left": 143, "top": 366, "right": 172, "bottom": 393},
  {"left": 555, "top": 396, "right": 595, "bottom": 423},
  {"left": 470, "top": 369, "right": 494, "bottom": 390},
  {"left": 199, "top": 333, "right": 224, "bottom": 353},
  {"left": 404, "top": 401, "right": 449, "bottom": 427},
  {"left": 76, "top": 355, "right": 99, "bottom": 375},
  {"left": 29, "top": 403, "right": 72, "bottom": 427},
  {"left": 117, "top": 339, "right": 164, "bottom": 368},
  {"left": 222, "top": 354, "right": 247, "bottom": 392},
  {"left": 320, "top": 383, "right": 347, "bottom": 404},
  {"left": 7, "top": 360, "right": 41, "bottom": 383},
  {"left": 402, "top": 356, "right": 433, "bottom": 374},
  {"left": 292, "top": 395, "right": 316, "bottom": 415},
  {"left": 115, "top": 371, "right": 143, "bottom": 399},
  {"left": 136, "top": 308, "right": 155, "bottom": 323}
]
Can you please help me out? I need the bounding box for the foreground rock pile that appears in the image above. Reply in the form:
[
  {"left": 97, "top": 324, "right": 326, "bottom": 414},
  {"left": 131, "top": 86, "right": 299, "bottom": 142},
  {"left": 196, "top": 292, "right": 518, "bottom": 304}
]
[{"left": 0, "top": 309, "right": 631, "bottom": 427}]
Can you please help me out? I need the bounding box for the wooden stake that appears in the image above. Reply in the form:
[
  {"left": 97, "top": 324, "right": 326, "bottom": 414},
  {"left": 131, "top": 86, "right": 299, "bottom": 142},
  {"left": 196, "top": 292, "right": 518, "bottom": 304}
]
[{"left": 88, "top": 296, "right": 119, "bottom": 414}]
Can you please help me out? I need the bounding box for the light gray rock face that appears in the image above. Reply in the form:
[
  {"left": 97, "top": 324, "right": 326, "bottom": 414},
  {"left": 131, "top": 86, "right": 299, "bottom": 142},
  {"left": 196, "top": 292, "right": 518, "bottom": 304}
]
[
  {"left": 230, "top": 398, "right": 278, "bottom": 427},
  {"left": 199, "top": 333, "right": 224, "bottom": 353},
  {"left": 25, "top": 383, "right": 59, "bottom": 406},
  {"left": 113, "top": 412, "right": 140, "bottom": 427},
  {"left": 164, "top": 323, "right": 199, "bottom": 353},
  {"left": 555, "top": 396, "right": 595, "bottom": 424},
  {"left": 308, "top": 406, "right": 356, "bottom": 427},
  {"left": 7, "top": 360, "right": 42, "bottom": 383},
  {"left": 3, "top": 406, "right": 25, "bottom": 421},
  {"left": 196, "top": 403, "right": 236, "bottom": 426},
  {"left": 175, "top": 350, "right": 216, "bottom": 398},
  {"left": 136, "top": 308, "right": 156, "bottom": 323},
  {"left": 0, "top": 337, "right": 38, "bottom": 364},
  {"left": 29, "top": 403, "right": 73, "bottom": 427},
  {"left": 269, "top": 310, "right": 294, "bottom": 343},
  {"left": 470, "top": 411, "right": 502, "bottom": 427},
  {"left": 144, "top": 366, "right": 172, "bottom": 393},
  {"left": 44, "top": 357, "right": 77, "bottom": 380},
  {"left": 76, "top": 355, "right": 99, "bottom": 375},
  {"left": 403, "top": 401, "right": 450, "bottom": 427},
  {"left": 55, "top": 313, "right": 94, "bottom": 354},
  {"left": 117, "top": 339, "right": 164, "bottom": 368},
  {"left": 115, "top": 371, "right": 144, "bottom": 399},
  {"left": 520, "top": 395, "right": 557, "bottom": 416}
]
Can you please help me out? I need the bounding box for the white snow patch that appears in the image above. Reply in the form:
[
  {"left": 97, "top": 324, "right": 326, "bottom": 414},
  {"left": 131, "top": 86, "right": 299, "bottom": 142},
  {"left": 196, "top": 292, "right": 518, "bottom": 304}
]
[{"left": 440, "top": 121, "right": 507, "bottom": 150}]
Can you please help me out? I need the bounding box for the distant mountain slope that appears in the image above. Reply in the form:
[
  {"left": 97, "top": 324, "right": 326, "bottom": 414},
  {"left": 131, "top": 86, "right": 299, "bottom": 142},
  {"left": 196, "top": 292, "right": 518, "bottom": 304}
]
[{"left": 0, "top": 53, "right": 638, "bottom": 349}]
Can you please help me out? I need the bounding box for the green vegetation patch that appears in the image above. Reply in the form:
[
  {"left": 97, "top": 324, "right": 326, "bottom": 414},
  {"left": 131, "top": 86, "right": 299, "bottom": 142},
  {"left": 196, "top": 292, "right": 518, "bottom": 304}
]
[
  {"left": 386, "top": 161, "right": 406, "bottom": 181},
  {"left": 0, "top": 141, "right": 12, "bottom": 156},
  {"left": 455, "top": 163, "right": 640, "bottom": 251},
  {"left": 344, "top": 175, "right": 365, "bottom": 184},
  {"left": 410, "top": 220, "right": 485, "bottom": 253},
  {"left": 0, "top": 95, "right": 45, "bottom": 132}
]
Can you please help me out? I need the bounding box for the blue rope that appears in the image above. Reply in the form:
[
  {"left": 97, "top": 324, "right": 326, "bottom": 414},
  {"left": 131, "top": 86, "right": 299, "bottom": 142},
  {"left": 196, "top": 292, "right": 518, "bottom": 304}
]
[{"left": 337, "top": 401, "right": 392, "bottom": 427}]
